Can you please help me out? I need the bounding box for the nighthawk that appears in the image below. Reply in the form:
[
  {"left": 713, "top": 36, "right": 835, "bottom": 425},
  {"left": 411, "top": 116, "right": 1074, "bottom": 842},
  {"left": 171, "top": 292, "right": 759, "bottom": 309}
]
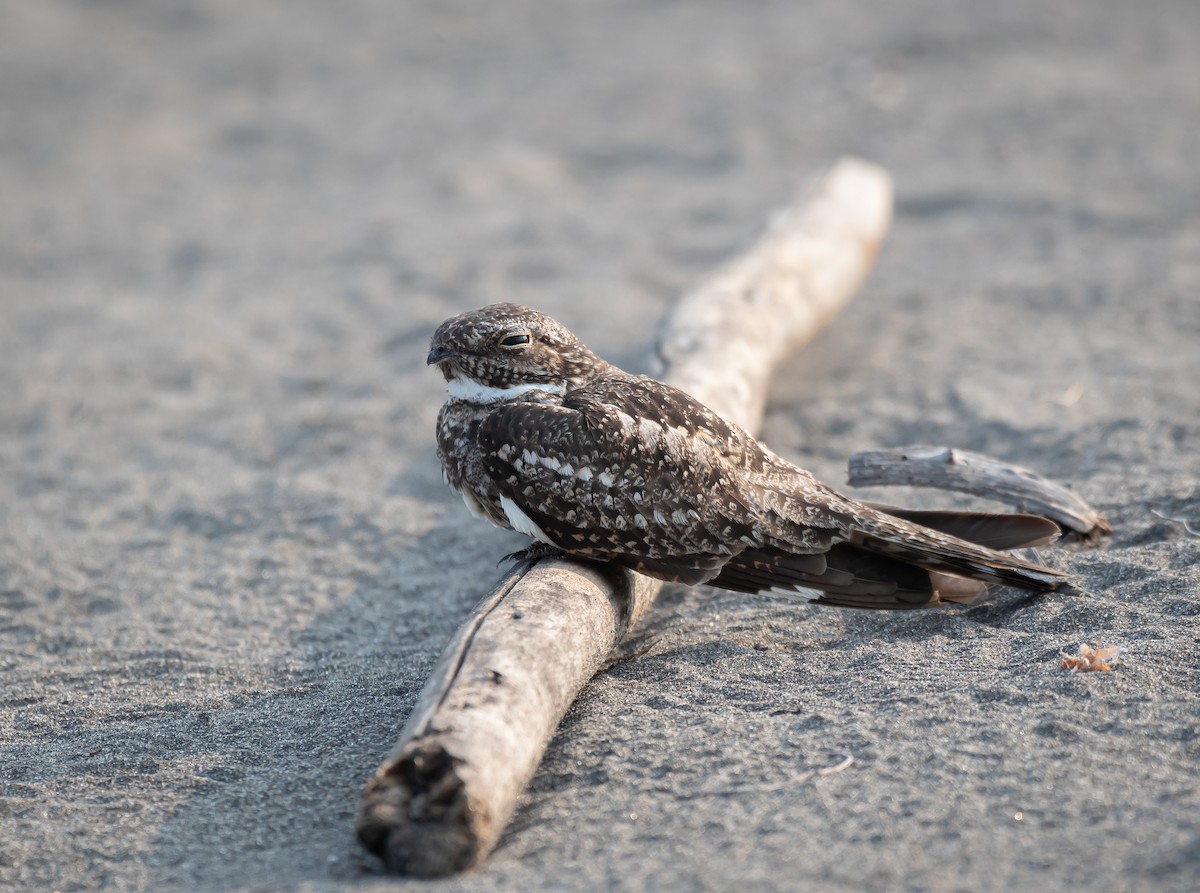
[{"left": 428, "top": 303, "right": 1072, "bottom": 609}]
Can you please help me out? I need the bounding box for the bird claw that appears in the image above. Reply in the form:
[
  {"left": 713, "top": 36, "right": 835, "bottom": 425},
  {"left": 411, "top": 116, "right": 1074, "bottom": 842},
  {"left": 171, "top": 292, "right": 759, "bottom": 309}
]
[{"left": 498, "top": 542, "right": 564, "bottom": 568}]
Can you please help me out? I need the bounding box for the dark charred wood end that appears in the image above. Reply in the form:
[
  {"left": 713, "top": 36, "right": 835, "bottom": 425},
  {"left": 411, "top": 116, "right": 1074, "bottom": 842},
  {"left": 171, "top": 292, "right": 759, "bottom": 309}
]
[{"left": 356, "top": 739, "right": 479, "bottom": 877}]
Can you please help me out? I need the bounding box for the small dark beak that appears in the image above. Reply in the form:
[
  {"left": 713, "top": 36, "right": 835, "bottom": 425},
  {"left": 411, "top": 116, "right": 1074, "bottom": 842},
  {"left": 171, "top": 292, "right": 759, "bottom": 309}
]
[{"left": 427, "top": 343, "right": 456, "bottom": 366}]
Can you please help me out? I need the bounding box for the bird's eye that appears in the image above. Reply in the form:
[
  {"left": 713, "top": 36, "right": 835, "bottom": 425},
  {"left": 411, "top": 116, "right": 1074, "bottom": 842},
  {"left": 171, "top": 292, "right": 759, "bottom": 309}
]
[{"left": 499, "top": 333, "right": 532, "bottom": 348}]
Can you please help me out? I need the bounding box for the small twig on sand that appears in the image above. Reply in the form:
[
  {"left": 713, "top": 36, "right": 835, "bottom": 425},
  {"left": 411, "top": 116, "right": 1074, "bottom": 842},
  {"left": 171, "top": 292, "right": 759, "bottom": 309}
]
[
  {"left": 847, "top": 445, "right": 1111, "bottom": 541},
  {"left": 1150, "top": 508, "right": 1200, "bottom": 537}
]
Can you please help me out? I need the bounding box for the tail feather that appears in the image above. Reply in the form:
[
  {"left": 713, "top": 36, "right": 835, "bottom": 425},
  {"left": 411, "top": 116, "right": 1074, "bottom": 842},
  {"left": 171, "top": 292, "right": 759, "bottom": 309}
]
[
  {"left": 709, "top": 506, "right": 1072, "bottom": 610},
  {"left": 870, "top": 505, "right": 1061, "bottom": 549},
  {"left": 855, "top": 510, "right": 1068, "bottom": 593}
]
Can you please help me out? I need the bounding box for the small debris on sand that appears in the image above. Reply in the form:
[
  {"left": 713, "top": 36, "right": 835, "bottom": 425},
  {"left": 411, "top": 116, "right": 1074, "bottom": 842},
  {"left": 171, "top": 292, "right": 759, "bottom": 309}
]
[{"left": 1061, "top": 643, "right": 1122, "bottom": 673}]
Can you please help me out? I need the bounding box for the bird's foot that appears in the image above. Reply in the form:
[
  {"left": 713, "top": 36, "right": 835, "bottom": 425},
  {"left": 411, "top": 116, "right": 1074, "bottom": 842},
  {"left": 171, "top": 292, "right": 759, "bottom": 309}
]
[{"left": 498, "top": 541, "right": 565, "bottom": 568}]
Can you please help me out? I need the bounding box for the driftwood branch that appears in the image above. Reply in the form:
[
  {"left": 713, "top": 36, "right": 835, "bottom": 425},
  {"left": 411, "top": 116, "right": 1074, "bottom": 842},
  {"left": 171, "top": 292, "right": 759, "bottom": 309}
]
[
  {"left": 652, "top": 158, "right": 894, "bottom": 432},
  {"left": 847, "top": 445, "right": 1111, "bottom": 541},
  {"left": 357, "top": 158, "right": 894, "bottom": 876}
]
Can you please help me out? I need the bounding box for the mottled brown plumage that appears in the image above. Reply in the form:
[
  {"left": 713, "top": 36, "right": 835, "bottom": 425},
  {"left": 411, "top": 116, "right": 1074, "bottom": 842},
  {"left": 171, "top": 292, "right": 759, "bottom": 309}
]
[{"left": 429, "top": 303, "right": 1072, "bottom": 609}]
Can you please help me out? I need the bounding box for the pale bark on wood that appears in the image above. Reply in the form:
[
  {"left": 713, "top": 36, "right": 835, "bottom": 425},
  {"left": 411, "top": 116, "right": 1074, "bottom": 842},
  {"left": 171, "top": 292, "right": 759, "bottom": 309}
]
[
  {"left": 847, "top": 445, "right": 1111, "bottom": 541},
  {"left": 356, "top": 158, "right": 894, "bottom": 876}
]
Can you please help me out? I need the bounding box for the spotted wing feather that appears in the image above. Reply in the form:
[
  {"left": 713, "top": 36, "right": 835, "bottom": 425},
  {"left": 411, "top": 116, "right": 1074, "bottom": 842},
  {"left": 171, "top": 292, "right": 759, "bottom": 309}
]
[
  {"left": 477, "top": 373, "right": 1071, "bottom": 601},
  {"left": 475, "top": 376, "right": 844, "bottom": 584}
]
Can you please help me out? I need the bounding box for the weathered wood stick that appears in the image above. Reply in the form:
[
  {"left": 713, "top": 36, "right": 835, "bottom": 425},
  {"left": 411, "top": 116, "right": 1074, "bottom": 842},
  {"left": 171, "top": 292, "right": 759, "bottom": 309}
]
[
  {"left": 847, "top": 445, "right": 1111, "bottom": 541},
  {"left": 357, "top": 158, "right": 894, "bottom": 876},
  {"left": 653, "top": 159, "right": 893, "bottom": 432}
]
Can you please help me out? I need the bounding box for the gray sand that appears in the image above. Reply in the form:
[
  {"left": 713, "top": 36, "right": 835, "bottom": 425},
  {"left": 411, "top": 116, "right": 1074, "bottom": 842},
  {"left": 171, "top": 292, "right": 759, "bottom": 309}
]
[{"left": 2, "top": 1, "right": 1198, "bottom": 891}]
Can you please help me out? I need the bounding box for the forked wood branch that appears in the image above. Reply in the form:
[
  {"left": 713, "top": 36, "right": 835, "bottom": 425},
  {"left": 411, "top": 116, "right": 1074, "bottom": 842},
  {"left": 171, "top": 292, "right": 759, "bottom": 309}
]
[{"left": 356, "top": 158, "right": 894, "bottom": 876}]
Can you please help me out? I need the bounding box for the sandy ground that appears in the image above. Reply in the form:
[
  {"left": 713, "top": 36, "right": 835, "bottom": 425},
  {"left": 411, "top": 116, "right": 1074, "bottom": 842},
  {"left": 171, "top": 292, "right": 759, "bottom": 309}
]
[{"left": 2, "top": 1, "right": 1198, "bottom": 891}]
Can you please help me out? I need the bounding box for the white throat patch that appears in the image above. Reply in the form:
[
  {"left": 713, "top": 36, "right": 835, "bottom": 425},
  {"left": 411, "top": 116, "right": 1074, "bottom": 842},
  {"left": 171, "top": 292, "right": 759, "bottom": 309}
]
[{"left": 446, "top": 378, "right": 565, "bottom": 404}]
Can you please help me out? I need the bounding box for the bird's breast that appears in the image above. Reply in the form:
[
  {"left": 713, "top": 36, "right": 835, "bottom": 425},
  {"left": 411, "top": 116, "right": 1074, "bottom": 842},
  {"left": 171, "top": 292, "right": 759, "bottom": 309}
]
[{"left": 436, "top": 400, "right": 511, "bottom": 529}]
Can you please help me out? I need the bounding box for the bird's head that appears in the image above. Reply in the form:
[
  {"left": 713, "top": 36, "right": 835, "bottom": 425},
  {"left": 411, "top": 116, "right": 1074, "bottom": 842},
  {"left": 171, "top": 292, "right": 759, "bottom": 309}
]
[{"left": 427, "top": 303, "right": 605, "bottom": 401}]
